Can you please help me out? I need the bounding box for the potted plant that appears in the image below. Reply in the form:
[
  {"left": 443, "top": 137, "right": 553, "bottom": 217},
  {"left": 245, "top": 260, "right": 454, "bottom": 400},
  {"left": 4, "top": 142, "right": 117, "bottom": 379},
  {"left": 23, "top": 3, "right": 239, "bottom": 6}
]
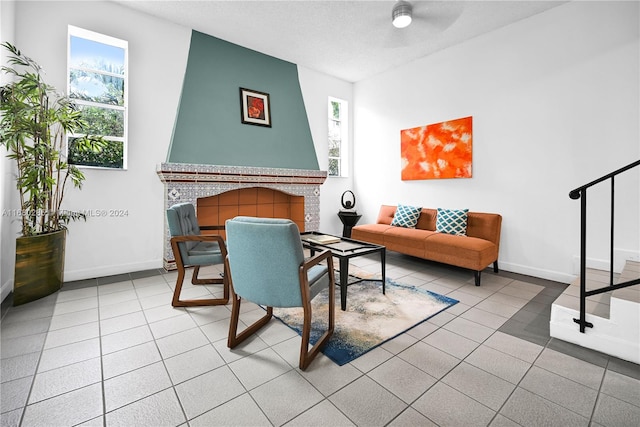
[{"left": 0, "top": 42, "right": 104, "bottom": 305}]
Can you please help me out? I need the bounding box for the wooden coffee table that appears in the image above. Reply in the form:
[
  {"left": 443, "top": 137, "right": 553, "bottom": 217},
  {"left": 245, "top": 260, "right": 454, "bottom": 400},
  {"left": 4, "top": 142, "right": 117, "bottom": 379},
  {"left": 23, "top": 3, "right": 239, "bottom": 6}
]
[{"left": 301, "top": 232, "right": 386, "bottom": 311}]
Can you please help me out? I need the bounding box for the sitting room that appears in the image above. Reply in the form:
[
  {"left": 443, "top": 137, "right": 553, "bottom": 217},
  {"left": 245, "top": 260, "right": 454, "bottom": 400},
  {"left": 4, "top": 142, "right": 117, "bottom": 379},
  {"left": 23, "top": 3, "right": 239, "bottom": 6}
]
[{"left": 1, "top": 1, "right": 639, "bottom": 426}]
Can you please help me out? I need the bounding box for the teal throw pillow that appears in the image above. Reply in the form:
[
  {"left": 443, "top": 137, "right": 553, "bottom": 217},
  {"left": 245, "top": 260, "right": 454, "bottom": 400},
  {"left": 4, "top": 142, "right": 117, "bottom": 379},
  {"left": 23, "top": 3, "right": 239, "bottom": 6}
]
[
  {"left": 436, "top": 208, "right": 469, "bottom": 236},
  {"left": 391, "top": 204, "right": 422, "bottom": 228}
]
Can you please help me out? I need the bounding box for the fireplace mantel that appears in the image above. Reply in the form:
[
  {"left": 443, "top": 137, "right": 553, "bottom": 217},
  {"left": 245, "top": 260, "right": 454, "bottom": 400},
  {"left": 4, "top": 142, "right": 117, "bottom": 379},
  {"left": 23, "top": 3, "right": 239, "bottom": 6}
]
[{"left": 157, "top": 163, "right": 327, "bottom": 269}]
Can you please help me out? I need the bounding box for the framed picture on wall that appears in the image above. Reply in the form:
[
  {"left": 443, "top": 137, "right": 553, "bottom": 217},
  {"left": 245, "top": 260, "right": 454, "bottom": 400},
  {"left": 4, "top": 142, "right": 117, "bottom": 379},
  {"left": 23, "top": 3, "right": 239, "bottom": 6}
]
[{"left": 239, "top": 87, "right": 271, "bottom": 127}]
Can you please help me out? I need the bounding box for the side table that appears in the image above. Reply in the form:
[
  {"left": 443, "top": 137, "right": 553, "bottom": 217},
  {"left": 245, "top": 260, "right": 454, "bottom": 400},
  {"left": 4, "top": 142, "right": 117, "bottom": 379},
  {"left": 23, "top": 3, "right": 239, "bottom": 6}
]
[{"left": 337, "top": 211, "right": 362, "bottom": 238}]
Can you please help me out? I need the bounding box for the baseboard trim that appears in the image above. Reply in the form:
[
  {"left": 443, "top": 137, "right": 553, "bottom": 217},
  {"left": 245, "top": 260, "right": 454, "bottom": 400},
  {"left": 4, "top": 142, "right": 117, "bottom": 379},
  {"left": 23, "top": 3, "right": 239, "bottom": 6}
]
[
  {"left": 1, "top": 278, "right": 13, "bottom": 304},
  {"left": 64, "top": 260, "right": 163, "bottom": 282},
  {"left": 572, "top": 249, "right": 640, "bottom": 275},
  {"left": 499, "top": 261, "right": 575, "bottom": 284}
]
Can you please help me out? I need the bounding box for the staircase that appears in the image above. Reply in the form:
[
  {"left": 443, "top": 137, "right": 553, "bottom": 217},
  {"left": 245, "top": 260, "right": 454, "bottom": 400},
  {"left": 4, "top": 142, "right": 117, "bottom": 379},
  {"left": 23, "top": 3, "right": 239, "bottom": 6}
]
[{"left": 550, "top": 260, "right": 640, "bottom": 363}]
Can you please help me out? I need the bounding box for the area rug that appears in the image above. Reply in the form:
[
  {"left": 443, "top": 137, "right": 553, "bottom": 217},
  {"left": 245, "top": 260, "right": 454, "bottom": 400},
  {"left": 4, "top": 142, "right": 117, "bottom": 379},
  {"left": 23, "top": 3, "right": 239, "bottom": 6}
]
[{"left": 272, "top": 279, "right": 458, "bottom": 366}]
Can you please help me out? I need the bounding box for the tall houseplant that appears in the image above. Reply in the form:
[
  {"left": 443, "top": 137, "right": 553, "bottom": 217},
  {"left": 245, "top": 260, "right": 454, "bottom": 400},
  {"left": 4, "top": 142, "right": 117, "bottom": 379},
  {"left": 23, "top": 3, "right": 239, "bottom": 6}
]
[{"left": 0, "top": 42, "right": 104, "bottom": 305}]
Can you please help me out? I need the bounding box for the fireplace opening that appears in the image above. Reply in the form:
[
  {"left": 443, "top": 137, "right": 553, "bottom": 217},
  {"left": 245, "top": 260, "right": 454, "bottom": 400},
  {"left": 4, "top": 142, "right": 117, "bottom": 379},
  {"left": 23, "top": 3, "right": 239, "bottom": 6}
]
[{"left": 197, "top": 187, "right": 305, "bottom": 239}]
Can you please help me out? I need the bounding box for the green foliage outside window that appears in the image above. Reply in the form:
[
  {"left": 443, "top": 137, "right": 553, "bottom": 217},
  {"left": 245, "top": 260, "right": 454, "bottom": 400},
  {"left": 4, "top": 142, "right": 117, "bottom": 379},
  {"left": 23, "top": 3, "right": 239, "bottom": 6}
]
[
  {"left": 331, "top": 101, "right": 340, "bottom": 120},
  {"left": 77, "top": 105, "right": 124, "bottom": 137},
  {"left": 68, "top": 138, "right": 123, "bottom": 169},
  {"left": 328, "top": 158, "right": 339, "bottom": 176},
  {"left": 328, "top": 99, "right": 344, "bottom": 177},
  {"left": 329, "top": 139, "right": 340, "bottom": 158}
]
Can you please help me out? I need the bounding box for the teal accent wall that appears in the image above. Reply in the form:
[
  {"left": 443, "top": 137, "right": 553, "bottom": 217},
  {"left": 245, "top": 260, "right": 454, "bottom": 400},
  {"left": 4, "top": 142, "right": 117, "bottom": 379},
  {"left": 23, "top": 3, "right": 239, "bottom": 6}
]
[{"left": 168, "top": 31, "right": 319, "bottom": 170}]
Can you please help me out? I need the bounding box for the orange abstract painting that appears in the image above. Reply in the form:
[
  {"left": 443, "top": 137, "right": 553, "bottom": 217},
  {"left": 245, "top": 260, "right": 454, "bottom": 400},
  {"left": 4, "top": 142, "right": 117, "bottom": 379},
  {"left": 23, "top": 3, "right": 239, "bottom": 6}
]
[{"left": 401, "top": 116, "right": 473, "bottom": 180}]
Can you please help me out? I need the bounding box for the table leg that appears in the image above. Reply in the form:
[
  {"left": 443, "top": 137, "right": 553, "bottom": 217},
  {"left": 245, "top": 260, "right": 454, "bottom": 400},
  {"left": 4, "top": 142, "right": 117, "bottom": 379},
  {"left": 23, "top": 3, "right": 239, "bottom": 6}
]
[
  {"left": 339, "top": 257, "right": 349, "bottom": 311},
  {"left": 381, "top": 248, "right": 386, "bottom": 295}
]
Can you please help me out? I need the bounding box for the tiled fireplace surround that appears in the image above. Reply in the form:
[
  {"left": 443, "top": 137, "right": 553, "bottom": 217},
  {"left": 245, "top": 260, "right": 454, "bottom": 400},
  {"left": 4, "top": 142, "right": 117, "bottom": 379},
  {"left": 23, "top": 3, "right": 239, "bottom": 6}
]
[{"left": 157, "top": 163, "right": 327, "bottom": 270}]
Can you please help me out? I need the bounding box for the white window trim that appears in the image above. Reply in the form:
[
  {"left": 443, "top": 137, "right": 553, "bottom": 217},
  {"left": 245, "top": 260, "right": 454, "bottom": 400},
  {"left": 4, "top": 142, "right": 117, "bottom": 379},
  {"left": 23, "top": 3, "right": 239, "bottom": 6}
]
[{"left": 67, "top": 25, "right": 128, "bottom": 170}]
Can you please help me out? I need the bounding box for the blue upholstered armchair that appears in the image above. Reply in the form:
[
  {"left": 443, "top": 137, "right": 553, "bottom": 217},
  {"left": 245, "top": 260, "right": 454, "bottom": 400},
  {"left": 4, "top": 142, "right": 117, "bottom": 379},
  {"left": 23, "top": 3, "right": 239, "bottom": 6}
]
[
  {"left": 166, "top": 203, "right": 228, "bottom": 307},
  {"left": 224, "top": 216, "right": 335, "bottom": 370}
]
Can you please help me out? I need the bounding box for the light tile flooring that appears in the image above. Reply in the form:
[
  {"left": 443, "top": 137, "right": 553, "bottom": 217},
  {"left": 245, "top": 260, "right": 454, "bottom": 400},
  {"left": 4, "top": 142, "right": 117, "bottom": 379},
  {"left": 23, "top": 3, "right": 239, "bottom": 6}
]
[{"left": 1, "top": 253, "right": 639, "bottom": 427}]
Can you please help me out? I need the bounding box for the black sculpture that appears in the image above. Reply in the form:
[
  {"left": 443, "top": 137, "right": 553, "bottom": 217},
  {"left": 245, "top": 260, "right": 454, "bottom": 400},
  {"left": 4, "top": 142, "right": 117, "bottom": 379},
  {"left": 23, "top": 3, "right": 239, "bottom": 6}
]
[
  {"left": 338, "top": 191, "right": 361, "bottom": 238},
  {"left": 341, "top": 190, "right": 356, "bottom": 210}
]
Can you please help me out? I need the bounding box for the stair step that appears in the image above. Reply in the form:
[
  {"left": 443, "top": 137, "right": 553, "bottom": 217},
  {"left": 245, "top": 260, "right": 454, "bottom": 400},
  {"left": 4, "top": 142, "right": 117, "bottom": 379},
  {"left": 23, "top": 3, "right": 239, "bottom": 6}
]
[
  {"left": 550, "top": 259, "right": 640, "bottom": 364},
  {"left": 620, "top": 259, "right": 640, "bottom": 274},
  {"left": 556, "top": 269, "right": 614, "bottom": 319},
  {"left": 613, "top": 260, "right": 640, "bottom": 303},
  {"left": 553, "top": 292, "right": 610, "bottom": 318}
]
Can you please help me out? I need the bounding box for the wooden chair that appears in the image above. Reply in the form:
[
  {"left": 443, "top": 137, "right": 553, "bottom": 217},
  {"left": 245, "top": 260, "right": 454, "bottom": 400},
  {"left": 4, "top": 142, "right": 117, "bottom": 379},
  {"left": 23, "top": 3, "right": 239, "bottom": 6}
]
[
  {"left": 224, "top": 216, "right": 335, "bottom": 370},
  {"left": 166, "top": 203, "right": 228, "bottom": 307}
]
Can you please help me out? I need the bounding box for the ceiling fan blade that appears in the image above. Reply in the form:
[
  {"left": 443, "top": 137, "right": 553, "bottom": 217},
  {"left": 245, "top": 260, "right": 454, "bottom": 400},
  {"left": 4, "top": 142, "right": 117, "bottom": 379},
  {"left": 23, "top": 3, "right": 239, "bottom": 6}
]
[{"left": 367, "top": 1, "right": 465, "bottom": 48}]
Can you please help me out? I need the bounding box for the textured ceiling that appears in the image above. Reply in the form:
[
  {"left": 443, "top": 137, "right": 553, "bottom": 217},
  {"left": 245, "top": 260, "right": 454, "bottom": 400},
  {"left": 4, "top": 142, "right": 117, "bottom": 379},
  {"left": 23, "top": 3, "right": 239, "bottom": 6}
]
[{"left": 114, "top": 0, "right": 566, "bottom": 82}]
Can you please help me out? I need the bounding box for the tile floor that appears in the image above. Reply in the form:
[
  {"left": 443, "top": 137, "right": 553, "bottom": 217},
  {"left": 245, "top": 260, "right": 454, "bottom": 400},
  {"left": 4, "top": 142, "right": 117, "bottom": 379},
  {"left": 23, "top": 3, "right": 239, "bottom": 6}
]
[{"left": 1, "top": 252, "right": 639, "bottom": 427}]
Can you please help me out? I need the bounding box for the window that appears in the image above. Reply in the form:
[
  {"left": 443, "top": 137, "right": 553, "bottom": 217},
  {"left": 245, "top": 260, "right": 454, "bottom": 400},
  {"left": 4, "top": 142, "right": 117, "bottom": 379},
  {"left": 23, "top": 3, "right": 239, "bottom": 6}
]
[
  {"left": 328, "top": 97, "right": 348, "bottom": 177},
  {"left": 67, "top": 26, "right": 128, "bottom": 169}
]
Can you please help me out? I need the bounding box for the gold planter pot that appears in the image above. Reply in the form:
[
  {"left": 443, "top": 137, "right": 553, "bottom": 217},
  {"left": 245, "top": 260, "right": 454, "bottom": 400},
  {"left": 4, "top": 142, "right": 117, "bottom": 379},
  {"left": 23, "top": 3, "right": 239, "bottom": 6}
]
[{"left": 14, "top": 229, "right": 66, "bottom": 306}]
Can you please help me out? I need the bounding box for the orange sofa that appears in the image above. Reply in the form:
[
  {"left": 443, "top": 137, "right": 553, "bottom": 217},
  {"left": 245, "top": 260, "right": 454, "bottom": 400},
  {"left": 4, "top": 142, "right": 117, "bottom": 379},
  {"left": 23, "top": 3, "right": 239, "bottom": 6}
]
[{"left": 351, "top": 205, "right": 502, "bottom": 286}]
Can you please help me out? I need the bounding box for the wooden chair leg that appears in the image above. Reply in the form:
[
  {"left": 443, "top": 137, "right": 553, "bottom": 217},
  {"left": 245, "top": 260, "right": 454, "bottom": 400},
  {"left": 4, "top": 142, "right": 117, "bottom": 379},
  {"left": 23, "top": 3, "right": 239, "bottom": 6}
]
[
  {"left": 299, "top": 277, "right": 335, "bottom": 370},
  {"left": 192, "top": 265, "right": 225, "bottom": 285},
  {"left": 226, "top": 256, "right": 272, "bottom": 348},
  {"left": 171, "top": 266, "right": 187, "bottom": 307},
  {"left": 227, "top": 291, "right": 241, "bottom": 347},
  {"left": 172, "top": 264, "right": 229, "bottom": 307},
  {"left": 170, "top": 239, "right": 228, "bottom": 307},
  {"left": 227, "top": 296, "right": 273, "bottom": 348},
  {"left": 222, "top": 270, "right": 229, "bottom": 301}
]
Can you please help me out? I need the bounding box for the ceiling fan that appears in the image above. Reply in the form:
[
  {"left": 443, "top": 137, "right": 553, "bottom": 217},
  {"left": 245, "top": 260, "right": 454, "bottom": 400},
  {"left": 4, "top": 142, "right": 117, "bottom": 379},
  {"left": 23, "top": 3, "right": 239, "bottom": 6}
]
[{"left": 372, "top": 1, "right": 464, "bottom": 48}]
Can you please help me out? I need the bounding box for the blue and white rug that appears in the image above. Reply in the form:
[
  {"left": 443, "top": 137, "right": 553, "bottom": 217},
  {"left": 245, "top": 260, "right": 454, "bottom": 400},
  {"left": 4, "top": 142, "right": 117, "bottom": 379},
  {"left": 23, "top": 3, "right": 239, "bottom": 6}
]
[{"left": 273, "top": 279, "right": 458, "bottom": 366}]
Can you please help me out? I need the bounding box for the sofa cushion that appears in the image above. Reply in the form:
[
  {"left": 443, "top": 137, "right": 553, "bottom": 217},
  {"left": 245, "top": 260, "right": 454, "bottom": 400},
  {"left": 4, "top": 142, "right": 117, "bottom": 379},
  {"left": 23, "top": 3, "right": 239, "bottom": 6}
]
[
  {"left": 351, "top": 223, "right": 392, "bottom": 246},
  {"left": 415, "top": 208, "right": 437, "bottom": 231},
  {"left": 436, "top": 208, "right": 469, "bottom": 236},
  {"left": 467, "top": 212, "right": 502, "bottom": 247},
  {"left": 424, "top": 233, "right": 497, "bottom": 271},
  {"left": 376, "top": 205, "right": 397, "bottom": 225},
  {"left": 383, "top": 226, "right": 436, "bottom": 251},
  {"left": 391, "top": 204, "right": 422, "bottom": 228}
]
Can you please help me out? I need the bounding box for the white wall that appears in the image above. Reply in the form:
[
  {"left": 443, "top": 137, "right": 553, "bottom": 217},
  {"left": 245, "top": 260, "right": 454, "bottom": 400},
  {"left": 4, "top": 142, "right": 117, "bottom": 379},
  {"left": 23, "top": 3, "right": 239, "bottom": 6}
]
[
  {"left": 13, "top": 1, "right": 191, "bottom": 281},
  {"left": 1, "top": 0, "right": 18, "bottom": 301},
  {"left": 298, "top": 66, "right": 355, "bottom": 236},
  {"left": 352, "top": 1, "right": 639, "bottom": 283}
]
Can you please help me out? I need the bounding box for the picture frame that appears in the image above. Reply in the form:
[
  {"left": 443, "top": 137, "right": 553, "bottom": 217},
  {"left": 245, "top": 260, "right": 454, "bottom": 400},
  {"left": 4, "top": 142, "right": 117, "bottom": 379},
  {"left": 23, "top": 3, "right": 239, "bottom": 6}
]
[
  {"left": 239, "top": 87, "right": 271, "bottom": 127},
  {"left": 401, "top": 116, "right": 473, "bottom": 180}
]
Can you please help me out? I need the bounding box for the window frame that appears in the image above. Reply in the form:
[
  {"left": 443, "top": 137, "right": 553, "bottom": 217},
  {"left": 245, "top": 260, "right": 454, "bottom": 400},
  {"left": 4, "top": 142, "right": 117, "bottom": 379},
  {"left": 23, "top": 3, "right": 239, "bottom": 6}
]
[
  {"left": 328, "top": 96, "right": 348, "bottom": 178},
  {"left": 67, "top": 25, "right": 128, "bottom": 170}
]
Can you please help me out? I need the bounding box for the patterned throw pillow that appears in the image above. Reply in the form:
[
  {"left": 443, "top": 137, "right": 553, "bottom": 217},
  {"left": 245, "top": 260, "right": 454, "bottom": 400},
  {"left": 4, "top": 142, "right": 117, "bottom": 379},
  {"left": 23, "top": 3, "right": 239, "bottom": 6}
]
[
  {"left": 436, "top": 208, "right": 469, "bottom": 236},
  {"left": 391, "top": 204, "right": 422, "bottom": 228}
]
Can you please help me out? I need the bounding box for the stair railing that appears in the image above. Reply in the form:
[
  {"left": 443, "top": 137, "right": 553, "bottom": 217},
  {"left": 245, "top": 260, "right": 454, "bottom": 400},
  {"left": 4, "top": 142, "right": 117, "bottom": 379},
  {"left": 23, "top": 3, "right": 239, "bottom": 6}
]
[{"left": 569, "top": 159, "right": 640, "bottom": 333}]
